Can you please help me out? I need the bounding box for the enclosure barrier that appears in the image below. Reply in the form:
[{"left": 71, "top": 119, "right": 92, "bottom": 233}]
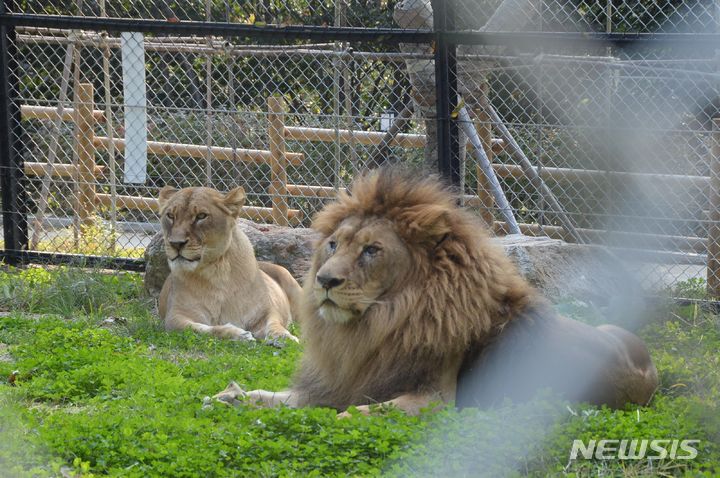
[
  {"left": 708, "top": 119, "right": 720, "bottom": 296},
  {"left": 273, "top": 99, "right": 718, "bottom": 265},
  {"left": 21, "top": 85, "right": 304, "bottom": 226},
  {"left": 21, "top": 92, "right": 720, "bottom": 295}
]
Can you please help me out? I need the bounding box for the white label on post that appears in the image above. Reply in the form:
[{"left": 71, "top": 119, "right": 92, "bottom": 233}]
[{"left": 121, "top": 32, "right": 147, "bottom": 184}]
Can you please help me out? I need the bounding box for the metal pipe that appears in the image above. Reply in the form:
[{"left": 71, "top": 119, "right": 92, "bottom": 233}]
[{"left": 457, "top": 104, "right": 520, "bottom": 233}]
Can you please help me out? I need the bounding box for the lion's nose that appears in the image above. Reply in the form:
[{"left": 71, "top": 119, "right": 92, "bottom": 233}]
[
  {"left": 170, "top": 239, "right": 188, "bottom": 251},
  {"left": 316, "top": 275, "right": 345, "bottom": 290}
]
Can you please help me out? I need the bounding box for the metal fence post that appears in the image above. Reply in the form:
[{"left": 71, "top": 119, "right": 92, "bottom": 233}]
[
  {"left": 0, "top": 0, "right": 28, "bottom": 265},
  {"left": 431, "top": 0, "right": 460, "bottom": 185},
  {"left": 268, "top": 96, "right": 289, "bottom": 226},
  {"left": 707, "top": 118, "right": 720, "bottom": 296}
]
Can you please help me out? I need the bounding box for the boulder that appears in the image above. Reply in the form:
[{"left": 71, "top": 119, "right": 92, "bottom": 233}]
[
  {"left": 145, "top": 225, "right": 643, "bottom": 318},
  {"left": 499, "top": 234, "right": 643, "bottom": 309}
]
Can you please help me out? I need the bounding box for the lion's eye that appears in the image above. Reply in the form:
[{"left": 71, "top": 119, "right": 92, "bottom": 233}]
[
  {"left": 195, "top": 213, "right": 208, "bottom": 221},
  {"left": 362, "top": 245, "right": 380, "bottom": 257},
  {"left": 166, "top": 212, "right": 174, "bottom": 221},
  {"left": 328, "top": 240, "right": 337, "bottom": 252}
]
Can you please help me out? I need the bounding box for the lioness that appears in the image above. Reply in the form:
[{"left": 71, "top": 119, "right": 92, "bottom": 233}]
[
  {"left": 214, "top": 168, "right": 658, "bottom": 415},
  {"left": 158, "top": 186, "right": 300, "bottom": 343}
]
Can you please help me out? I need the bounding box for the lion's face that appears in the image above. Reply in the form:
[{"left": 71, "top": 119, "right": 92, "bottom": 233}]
[
  {"left": 310, "top": 216, "right": 412, "bottom": 324},
  {"left": 158, "top": 186, "right": 246, "bottom": 272}
]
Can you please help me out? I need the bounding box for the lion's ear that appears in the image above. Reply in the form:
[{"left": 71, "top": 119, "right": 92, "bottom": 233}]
[
  {"left": 222, "top": 187, "right": 247, "bottom": 217},
  {"left": 158, "top": 186, "right": 178, "bottom": 209},
  {"left": 401, "top": 204, "right": 452, "bottom": 243}
]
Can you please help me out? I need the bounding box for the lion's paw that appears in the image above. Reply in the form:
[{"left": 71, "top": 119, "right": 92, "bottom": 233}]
[
  {"left": 337, "top": 405, "right": 372, "bottom": 419},
  {"left": 212, "top": 381, "right": 248, "bottom": 407}
]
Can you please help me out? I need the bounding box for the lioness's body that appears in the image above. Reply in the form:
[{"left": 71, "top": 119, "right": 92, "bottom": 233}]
[
  {"left": 158, "top": 186, "right": 300, "bottom": 342},
  {"left": 215, "top": 168, "right": 658, "bottom": 414}
]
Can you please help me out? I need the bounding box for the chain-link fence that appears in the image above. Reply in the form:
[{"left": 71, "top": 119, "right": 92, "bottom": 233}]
[{"left": 1, "top": 0, "right": 719, "bottom": 295}]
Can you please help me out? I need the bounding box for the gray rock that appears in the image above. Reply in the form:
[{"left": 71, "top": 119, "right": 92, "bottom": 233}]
[
  {"left": 145, "top": 226, "right": 642, "bottom": 318},
  {"left": 498, "top": 234, "right": 646, "bottom": 325},
  {"left": 498, "top": 234, "right": 640, "bottom": 301},
  {"left": 144, "top": 232, "right": 171, "bottom": 297}
]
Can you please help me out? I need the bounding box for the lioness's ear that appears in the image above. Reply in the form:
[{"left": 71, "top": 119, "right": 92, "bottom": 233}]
[
  {"left": 158, "top": 186, "right": 178, "bottom": 209},
  {"left": 401, "top": 204, "right": 451, "bottom": 243},
  {"left": 223, "top": 187, "right": 246, "bottom": 217}
]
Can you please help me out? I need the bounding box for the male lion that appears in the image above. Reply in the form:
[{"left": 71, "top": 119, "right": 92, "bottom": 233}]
[
  {"left": 214, "top": 168, "right": 658, "bottom": 414},
  {"left": 158, "top": 186, "right": 300, "bottom": 343}
]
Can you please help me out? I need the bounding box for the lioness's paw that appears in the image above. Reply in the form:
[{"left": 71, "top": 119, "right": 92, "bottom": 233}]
[
  {"left": 265, "top": 332, "right": 300, "bottom": 348},
  {"left": 212, "top": 381, "right": 247, "bottom": 407},
  {"left": 233, "top": 329, "right": 255, "bottom": 342},
  {"left": 222, "top": 325, "right": 255, "bottom": 342}
]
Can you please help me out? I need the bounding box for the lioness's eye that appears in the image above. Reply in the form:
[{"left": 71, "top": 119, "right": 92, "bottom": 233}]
[
  {"left": 196, "top": 213, "right": 208, "bottom": 221},
  {"left": 328, "top": 240, "right": 337, "bottom": 252},
  {"left": 362, "top": 245, "right": 380, "bottom": 257},
  {"left": 166, "top": 212, "right": 174, "bottom": 221}
]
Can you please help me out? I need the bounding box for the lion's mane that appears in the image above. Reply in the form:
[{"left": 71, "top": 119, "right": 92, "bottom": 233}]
[{"left": 293, "top": 168, "right": 538, "bottom": 410}]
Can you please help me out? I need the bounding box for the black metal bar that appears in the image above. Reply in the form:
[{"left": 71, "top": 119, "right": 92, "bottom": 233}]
[
  {"left": 432, "top": 0, "right": 460, "bottom": 184},
  {"left": 0, "top": 14, "right": 433, "bottom": 43},
  {"left": 446, "top": 30, "right": 720, "bottom": 50},
  {"left": 4, "top": 250, "right": 146, "bottom": 271},
  {"left": 0, "top": 0, "right": 27, "bottom": 266},
  {"left": 3, "top": 14, "right": 720, "bottom": 49}
]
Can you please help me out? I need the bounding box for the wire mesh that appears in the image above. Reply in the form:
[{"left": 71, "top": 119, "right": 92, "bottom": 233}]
[{"left": 2, "top": 0, "right": 719, "bottom": 295}]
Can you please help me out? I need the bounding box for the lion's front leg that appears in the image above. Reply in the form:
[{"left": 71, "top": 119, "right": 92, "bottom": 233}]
[
  {"left": 212, "top": 381, "right": 301, "bottom": 408},
  {"left": 337, "top": 392, "right": 439, "bottom": 418},
  {"left": 338, "top": 367, "right": 459, "bottom": 418}
]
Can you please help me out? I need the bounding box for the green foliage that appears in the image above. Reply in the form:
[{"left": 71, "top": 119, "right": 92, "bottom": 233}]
[
  {"left": 671, "top": 277, "right": 709, "bottom": 300},
  {"left": 0, "top": 267, "right": 718, "bottom": 477},
  {"left": 0, "top": 266, "right": 148, "bottom": 318}
]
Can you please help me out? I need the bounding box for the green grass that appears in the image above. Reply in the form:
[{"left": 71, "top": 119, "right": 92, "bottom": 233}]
[{"left": 0, "top": 268, "right": 718, "bottom": 477}]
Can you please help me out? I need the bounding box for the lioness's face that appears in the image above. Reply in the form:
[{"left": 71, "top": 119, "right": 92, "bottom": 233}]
[
  {"left": 311, "top": 216, "right": 412, "bottom": 323},
  {"left": 158, "top": 186, "right": 246, "bottom": 272}
]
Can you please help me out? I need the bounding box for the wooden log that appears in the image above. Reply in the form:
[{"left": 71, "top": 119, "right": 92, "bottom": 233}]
[
  {"left": 95, "top": 193, "right": 301, "bottom": 223},
  {"left": 708, "top": 118, "right": 720, "bottom": 296},
  {"left": 476, "top": 103, "right": 496, "bottom": 227},
  {"left": 491, "top": 163, "right": 709, "bottom": 188},
  {"left": 24, "top": 162, "right": 104, "bottom": 177},
  {"left": 93, "top": 136, "right": 304, "bottom": 166},
  {"left": 286, "top": 183, "right": 345, "bottom": 198},
  {"left": 75, "top": 83, "right": 96, "bottom": 226},
  {"left": 285, "top": 124, "right": 506, "bottom": 153},
  {"left": 268, "top": 96, "right": 289, "bottom": 226},
  {"left": 21, "top": 104, "right": 105, "bottom": 122},
  {"left": 285, "top": 125, "right": 426, "bottom": 149},
  {"left": 290, "top": 164, "right": 708, "bottom": 200},
  {"left": 96, "top": 193, "right": 158, "bottom": 212}
]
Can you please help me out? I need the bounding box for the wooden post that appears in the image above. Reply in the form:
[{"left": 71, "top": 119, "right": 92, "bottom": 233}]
[
  {"left": 476, "top": 90, "right": 495, "bottom": 228},
  {"left": 707, "top": 118, "right": 720, "bottom": 296},
  {"left": 268, "top": 96, "right": 289, "bottom": 226},
  {"left": 75, "top": 83, "right": 96, "bottom": 226}
]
